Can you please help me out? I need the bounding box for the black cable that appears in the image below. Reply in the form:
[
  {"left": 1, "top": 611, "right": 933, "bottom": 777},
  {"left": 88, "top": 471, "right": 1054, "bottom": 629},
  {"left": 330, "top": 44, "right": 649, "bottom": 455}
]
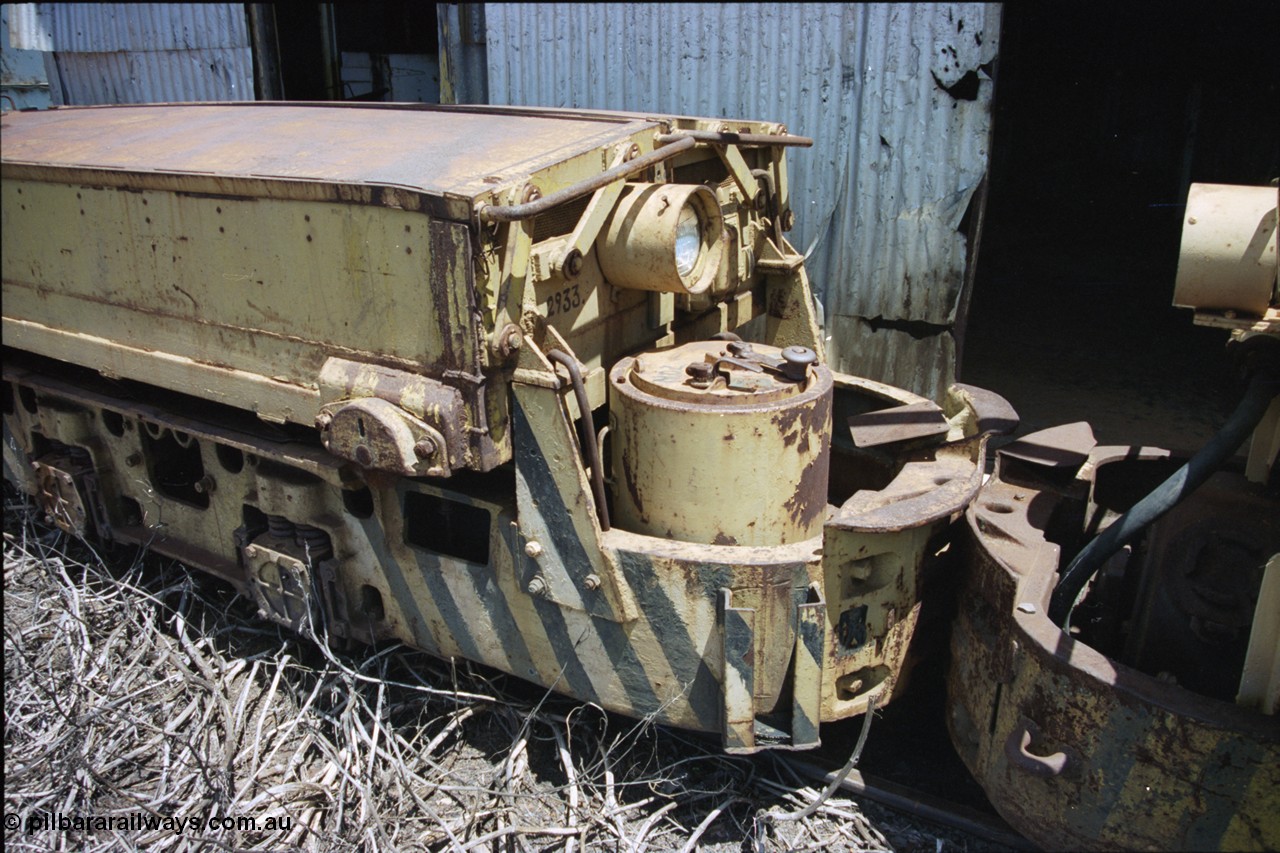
[
  {"left": 546, "top": 350, "right": 611, "bottom": 531},
  {"left": 1049, "top": 370, "right": 1279, "bottom": 629}
]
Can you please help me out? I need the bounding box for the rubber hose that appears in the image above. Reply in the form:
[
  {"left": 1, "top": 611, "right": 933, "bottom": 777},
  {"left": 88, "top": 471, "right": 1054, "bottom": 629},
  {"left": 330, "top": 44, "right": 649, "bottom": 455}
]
[
  {"left": 1048, "top": 370, "right": 1280, "bottom": 628},
  {"left": 546, "top": 350, "right": 611, "bottom": 531}
]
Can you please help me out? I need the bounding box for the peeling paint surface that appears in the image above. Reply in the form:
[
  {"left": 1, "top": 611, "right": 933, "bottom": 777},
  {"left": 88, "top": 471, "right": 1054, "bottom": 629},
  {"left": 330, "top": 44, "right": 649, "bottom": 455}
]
[{"left": 484, "top": 3, "right": 1000, "bottom": 399}]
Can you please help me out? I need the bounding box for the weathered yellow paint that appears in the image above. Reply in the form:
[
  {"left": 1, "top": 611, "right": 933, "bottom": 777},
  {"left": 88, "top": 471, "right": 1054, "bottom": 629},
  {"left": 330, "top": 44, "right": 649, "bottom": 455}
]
[
  {"left": 608, "top": 340, "right": 832, "bottom": 547},
  {"left": 3, "top": 180, "right": 447, "bottom": 410}
]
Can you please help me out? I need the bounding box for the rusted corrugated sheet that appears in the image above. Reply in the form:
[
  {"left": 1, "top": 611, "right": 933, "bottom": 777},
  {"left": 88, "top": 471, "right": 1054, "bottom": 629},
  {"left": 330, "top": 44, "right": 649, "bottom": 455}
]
[
  {"left": 484, "top": 3, "right": 999, "bottom": 400},
  {"left": 53, "top": 48, "right": 252, "bottom": 104},
  {"left": 8, "top": 3, "right": 251, "bottom": 105},
  {"left": 8, "top": 3, "right": 247, "bottom": 51},
  {"left": 2, "top": 5, "right": 54, "bottom": 109}
]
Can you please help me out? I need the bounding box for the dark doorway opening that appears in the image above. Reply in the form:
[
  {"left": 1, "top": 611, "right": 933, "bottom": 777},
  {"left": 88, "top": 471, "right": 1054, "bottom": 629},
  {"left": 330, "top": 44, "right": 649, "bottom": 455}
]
[
  {"left": 962, "top": 5, "right": 1279, "bottom": 453},
  {"left": 268, "top": 3, "right": 440, "bottom": 103}
]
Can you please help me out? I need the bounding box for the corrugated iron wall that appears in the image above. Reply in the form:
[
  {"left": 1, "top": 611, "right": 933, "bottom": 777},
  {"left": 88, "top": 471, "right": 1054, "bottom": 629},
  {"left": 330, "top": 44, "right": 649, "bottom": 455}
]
[
  {"left": 484, "top": 3, "right": 1000, "bottom": 399},
  {"left": 8, "top": 3, "right": 252, "bottom": 104}
]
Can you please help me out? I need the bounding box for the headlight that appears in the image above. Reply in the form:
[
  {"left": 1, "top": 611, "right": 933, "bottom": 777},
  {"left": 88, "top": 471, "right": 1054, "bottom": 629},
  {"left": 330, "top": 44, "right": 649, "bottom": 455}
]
[
  {"left": 674, "top": 205, "right": 701, "bottom": 278},
  {"left": 596, "top": 183, "right": 724, "bottom": 295}
]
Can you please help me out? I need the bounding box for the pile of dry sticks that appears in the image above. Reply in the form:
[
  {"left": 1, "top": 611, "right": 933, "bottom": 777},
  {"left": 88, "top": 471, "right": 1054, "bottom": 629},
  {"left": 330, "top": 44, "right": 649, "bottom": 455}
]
[{"left": 4, "top": 489, "right": 912, "bottom": 851}]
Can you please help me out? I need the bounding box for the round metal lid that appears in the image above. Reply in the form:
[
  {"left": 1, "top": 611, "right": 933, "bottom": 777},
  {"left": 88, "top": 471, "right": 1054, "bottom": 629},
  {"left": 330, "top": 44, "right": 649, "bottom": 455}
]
[{"left": 620, "top": 340, "right": 820, "bottom": 405}]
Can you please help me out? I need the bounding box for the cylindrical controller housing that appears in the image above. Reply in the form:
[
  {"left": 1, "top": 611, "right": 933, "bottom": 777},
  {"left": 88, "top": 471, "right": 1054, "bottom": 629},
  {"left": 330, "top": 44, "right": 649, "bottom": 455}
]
[{"left": 608, "top": 340, "right": 832, "bottom": 546}]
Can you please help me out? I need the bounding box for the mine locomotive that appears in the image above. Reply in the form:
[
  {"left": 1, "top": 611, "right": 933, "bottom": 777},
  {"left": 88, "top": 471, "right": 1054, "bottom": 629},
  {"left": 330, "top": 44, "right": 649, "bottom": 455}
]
[{"left": 1, "top": 103, "right": 1000, "bottom": 753}]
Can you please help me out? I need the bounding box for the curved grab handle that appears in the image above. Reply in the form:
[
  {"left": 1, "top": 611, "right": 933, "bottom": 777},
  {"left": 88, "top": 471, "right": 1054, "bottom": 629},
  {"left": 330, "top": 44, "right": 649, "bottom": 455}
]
[{"left": 1005, "top": 716, "right": 1069, "bottom": 778}]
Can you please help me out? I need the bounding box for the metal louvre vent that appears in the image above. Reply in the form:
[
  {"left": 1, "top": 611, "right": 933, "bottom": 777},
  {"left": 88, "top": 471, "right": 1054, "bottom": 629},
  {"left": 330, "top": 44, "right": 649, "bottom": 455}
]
[{"left": 531, "top": 196, "right": 590, "bottom": 244}]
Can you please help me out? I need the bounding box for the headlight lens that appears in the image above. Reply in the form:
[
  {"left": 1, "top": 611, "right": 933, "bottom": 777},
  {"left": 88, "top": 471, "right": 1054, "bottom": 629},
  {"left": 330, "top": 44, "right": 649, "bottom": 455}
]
[{"left": 674, "top": 205, "right": 701, "bottom": 278}]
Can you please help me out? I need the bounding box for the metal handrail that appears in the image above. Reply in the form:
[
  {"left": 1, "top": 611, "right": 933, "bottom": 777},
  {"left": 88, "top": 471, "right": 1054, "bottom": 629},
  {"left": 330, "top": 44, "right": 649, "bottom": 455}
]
[{"left": 477, "top": 135, "right": 695, "bottom": 222}]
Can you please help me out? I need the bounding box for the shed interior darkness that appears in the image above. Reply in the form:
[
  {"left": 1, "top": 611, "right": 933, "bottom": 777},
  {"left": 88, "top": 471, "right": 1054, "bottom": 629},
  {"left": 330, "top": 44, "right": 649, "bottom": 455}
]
[
  {"left": 961, "top": 4, "right": 1279, "bottom": 454},
  {"left": 854, "top": 4, "right": 1278, "bottom": 808}
]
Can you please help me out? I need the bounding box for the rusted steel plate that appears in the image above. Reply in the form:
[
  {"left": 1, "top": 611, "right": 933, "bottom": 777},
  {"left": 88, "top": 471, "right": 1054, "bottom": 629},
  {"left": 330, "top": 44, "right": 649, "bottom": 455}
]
[
  {"left": 950, "top": 381, "right": 1020, "bottom": 436},
  {"left": 833, "top": 435, "right": 987, "bottom": 533},
  {"left": 0, "top": 104, "right": 650, "bottom": 203},
  {"left": 997, "top": 421, "right": 1097, "bottom": 470},
  {"left": 847, "top": 400, "right": 949, "bottom": 448}
]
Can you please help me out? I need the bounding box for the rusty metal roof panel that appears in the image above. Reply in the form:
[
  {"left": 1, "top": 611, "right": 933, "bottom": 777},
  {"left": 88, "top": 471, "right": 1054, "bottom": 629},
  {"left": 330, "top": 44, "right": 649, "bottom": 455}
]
[
  {"left": 483, "top": 2, "right": 1000, "bottom": 400},
  {"left": 0, "top": 103, "right": 655, "bottom": 201},
  {"left": 8, "top": 3, "right": 248, "bottom": 52}
]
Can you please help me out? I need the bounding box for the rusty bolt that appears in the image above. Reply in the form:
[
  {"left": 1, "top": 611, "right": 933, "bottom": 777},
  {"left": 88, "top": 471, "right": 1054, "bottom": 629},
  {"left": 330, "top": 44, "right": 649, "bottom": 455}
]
[
  {"left": 316, "top": 412, "right": 333, "bottom": 430},
  {"left": 781, "top": 346, "right": 819, "bottom": 381},
  {"left": 726, "top": 340, "right": 754, "bottom": 358},
  {"left": 522, "top": 184, "right": 542, "bottom": 203},
  {"left": 583, "top": 574, "right": 601, "bottom": 591},
  {"left": 526, "top": 576, "right": 547, "bottom": 597},
  {"left": 193, "top": 475, "right": 216, "bottom": 494},
  {"left": 497, "top": 323, "right": 523, "bottom": 359},
  {"left": 413, "top": 437, "right": 436, "bottom": 459},
  {"left": 685, "top": 362, "right": 715, "bottom": 387},
  {"left": 562, "top": 248, "right": 585, "bottom": 279},
  {"left": 524, "top": 540, "right": 544, "bottom": 559},
  {"left": 354, "top": 445, "right": 373, "bottom": 468},
  {"left": 625, "top": 143, "right": 640, "bottom": 161}
]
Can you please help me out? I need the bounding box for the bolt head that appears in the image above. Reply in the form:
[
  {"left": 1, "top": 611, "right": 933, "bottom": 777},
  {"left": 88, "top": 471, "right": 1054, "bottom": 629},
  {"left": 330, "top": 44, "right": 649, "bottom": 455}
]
[
  {"left": 524, "top": 540, "right": 544, "bottom": 559},
  {"left": 583, "top": 574, "right": 601, "bottom": 591},
  {"left": 496, "top": 323, "right": 523, "bottom": 359},
  {"left": 564, "top": 248, "right": 585, "bottom": 278},
  {"left": 354, "top": 445, "right": 373, "bottom": 468},
  {"left": 685, "top": 362, "right": 714, "bottom": 383},
  {"left": 413, "top": 438, "right": 436, "bottom": 459},
  {"left": 526, "top": 576, "right": 547, "bottom": 596},
  {"left": 316, "top": 412, "right": 333, "bottom": 430}
]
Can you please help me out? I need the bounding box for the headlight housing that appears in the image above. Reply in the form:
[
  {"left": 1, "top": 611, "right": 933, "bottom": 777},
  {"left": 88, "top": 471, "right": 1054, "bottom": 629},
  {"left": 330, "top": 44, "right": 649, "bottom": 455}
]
[{"left": 596, "top": 183, "right": 724, "bottom": 295}]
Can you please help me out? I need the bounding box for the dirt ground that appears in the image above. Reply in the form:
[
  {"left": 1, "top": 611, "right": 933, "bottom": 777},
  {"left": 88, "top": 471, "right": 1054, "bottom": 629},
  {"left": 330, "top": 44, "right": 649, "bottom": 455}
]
[{"left": 961, "top": 227, "right": 1243, "bottom": 457}]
